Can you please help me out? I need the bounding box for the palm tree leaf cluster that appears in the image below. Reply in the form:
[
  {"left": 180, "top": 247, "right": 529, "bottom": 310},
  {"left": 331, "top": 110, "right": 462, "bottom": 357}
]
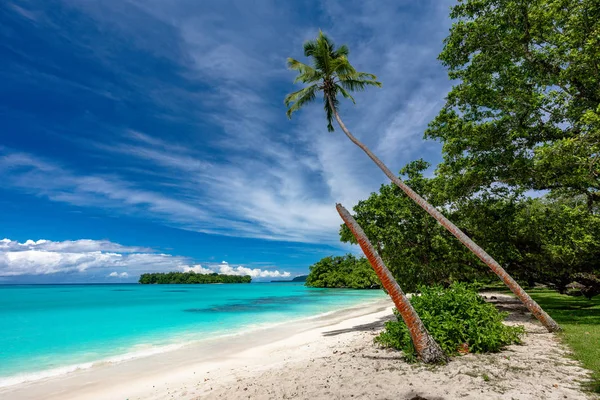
[{"left": 284, "top": 31, "right": 381, "bottom": 132}]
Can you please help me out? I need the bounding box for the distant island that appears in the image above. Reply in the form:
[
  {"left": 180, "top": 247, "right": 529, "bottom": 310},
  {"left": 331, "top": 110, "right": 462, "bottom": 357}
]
[
  {"left": 271, "top": 275, "right": 308, "bottom": 283},
  {"left": 139, "top": 272, "right": 251, "bottom": 284}
]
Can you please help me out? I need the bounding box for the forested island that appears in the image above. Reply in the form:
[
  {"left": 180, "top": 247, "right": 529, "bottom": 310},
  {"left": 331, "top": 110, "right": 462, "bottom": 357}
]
[{"left": 139, "top": 272, "right": 251, "bottom": 284}]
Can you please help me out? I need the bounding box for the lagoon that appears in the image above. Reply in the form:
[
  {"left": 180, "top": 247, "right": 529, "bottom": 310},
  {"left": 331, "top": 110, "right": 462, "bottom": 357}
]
[{"left": 0, "top": 282, "right": 385, "bottom": 386}]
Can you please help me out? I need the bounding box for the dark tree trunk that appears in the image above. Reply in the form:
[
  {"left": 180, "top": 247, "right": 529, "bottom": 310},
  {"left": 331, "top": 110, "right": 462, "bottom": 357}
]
[{"left": 337, "top": 203, "right": 446, "bottom": 363}]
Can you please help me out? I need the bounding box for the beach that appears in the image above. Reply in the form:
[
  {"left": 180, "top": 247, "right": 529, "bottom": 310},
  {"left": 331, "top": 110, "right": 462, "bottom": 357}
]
[{"left": 1, "top": 294, "right": 594, "bottom": 400}]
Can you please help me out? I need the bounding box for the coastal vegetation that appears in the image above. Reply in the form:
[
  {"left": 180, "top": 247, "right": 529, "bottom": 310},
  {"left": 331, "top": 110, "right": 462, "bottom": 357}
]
[
  {"left": 285, "top": 33, "right": 446, "bottom": 362},
  {"left": 339, "top": 160, "right": 600, "bottom": 297},
  {"left": 375, "top": 283, "right": 524, "bottom": 359},
  {"left": 337, "top": 204, "right": 446, "bottom": 363},
  {"left": 138, "top": 272, "right": 251, "bottom": 284},
  {"left": 287, "top": 0, "right": 598, "bottom": 369},
  {"left": 305, "top": 254, "right": 380, "bottom": 289},
  {"left": 285, "top": 28, "right": 559, "bottom": 330}
]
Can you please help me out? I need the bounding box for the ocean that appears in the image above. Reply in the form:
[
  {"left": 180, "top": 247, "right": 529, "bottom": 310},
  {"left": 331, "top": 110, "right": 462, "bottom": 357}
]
[{"left": 0, "top": 283, "right": 385, "bottom": 386}]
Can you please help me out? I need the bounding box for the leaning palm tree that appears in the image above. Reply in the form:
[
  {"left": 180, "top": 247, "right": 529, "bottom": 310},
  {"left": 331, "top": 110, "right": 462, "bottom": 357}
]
[
  {"left": 337, "top": 203, "right": 446, "bottom": 363},
  {"left": 285, "top": 31, "right": 560, "bottom": 333}
]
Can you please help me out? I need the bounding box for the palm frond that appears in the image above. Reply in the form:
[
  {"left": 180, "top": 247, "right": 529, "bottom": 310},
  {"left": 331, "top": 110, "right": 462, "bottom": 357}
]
[
  {"left": 323, "top": 94, "right": 339, "bottom": 132},
  {"left": 338, "top": 75, "right": 382, "bottom": 91},
  {"left": 317, "top": 33, "right": 333, "bottom": 75},
  {"left": 303, "top": 39, "right": 318, "bottom": 57},
  {"left": 285, "top": 84, "right": 319, "bottom": 119},
  {"left": 335, "top": 84, "right": 356, "bottom": 104},
  {"left": 287, "top": 58, "right": 322, "bottom": 84},
  {"left": 334, "top": 44, "right": 349, "bottom": 58},
  {"left": 331, "top": 56, "right": 356, "bottom": 76},
  {"left": 355, "top": 71, "right": 378, "bottom": 81}
]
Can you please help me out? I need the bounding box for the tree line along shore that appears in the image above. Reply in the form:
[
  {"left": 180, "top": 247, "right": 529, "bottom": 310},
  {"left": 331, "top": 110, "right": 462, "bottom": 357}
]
[{"left": 139, "top": 272, "right": 251, "bottom": 284}]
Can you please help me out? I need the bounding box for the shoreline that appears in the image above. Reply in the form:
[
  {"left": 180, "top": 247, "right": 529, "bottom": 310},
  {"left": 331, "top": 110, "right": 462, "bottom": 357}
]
[
  {"left": 0, "top": 298, "right": 394, "bottom": 400},
  {"left": 0, "top": 288, "right": 386, "bottom": 389}
]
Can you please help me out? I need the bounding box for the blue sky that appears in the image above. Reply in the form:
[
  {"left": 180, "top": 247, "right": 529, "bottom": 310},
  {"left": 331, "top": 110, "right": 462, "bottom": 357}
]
[{"left": 0, "top": 0, "right": 454, "bottom": 283}]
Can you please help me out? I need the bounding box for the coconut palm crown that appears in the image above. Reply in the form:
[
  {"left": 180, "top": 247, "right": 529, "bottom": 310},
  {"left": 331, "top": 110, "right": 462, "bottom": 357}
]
[{"left": 284, "top": 31, "right": 381, "bottom": 132}]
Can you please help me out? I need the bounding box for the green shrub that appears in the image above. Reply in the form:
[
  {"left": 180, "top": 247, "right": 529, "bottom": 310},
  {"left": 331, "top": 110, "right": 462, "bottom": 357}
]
[{"left": 375, "top": 283, "right": 524, "bottom": 358}]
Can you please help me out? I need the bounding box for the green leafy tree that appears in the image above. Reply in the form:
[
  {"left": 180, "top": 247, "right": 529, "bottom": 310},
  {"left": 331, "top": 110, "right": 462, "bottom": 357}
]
[
  {"left": 513, "top": 197, "right": 600, "bottom": 293},
  {"left": 426, "top": 0, "right": 600, "bottom": 207},
  {"left": 285, "top": 31, "right": 560, "bottom": 331},
  {"left": 344, "top": 163, "right": 600, "bottom": 297},
  {"left": 454, "top": 194, "right": 600, "bottom": 295},
  {"left": 305, "top": 254, "right": 381, "bottom": 289},
  {"left": 340, "top": 160, "right": 487, "bottom": 292}
]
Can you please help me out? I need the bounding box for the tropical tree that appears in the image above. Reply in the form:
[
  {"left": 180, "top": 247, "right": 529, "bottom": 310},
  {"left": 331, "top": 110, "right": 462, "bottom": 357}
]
[
  {"left": 339, "top": 160, "right": 487, "bottom": 293},
  {"left": 426, "top": 0, "right": 600, "bottom": 208},
  {"left": 284, "top": 31, "right": 560, "bottom": 332},
  {"left": 341, "top": 161, "right": 600, "bottom": 297},
  {"left": 305, "top": 254, "right": 382, "bottom": 289},
  {"left": 337, "top": 203, "right": 446, "bottom": 363}
]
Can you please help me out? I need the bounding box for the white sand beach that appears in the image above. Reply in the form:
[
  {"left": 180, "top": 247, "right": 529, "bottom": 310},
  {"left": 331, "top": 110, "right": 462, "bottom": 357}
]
[{"left": 1, "top": 294, "right": 594, "bottom": 400}]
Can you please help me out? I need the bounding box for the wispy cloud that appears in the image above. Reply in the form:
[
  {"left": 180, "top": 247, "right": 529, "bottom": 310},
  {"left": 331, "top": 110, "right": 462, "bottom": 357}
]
[{"left": 1, "top": 0, "right": 455, "bottom": 248}]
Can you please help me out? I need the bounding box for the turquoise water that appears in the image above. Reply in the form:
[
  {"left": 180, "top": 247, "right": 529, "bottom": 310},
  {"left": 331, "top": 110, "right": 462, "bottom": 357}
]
[{"left": 0, "top": 283, "right": 385, "bottom": 385}]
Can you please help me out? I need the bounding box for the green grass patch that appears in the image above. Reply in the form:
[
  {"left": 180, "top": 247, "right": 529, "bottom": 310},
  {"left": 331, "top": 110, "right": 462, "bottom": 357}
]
[{"left": 527, "top": 289, "right": 600, "bottom": 393}]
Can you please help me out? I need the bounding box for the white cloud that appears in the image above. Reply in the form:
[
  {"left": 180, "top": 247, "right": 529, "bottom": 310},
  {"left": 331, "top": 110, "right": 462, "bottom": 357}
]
[
  {"left": 181, "top": 264, "right": 213, "bottom": 274},
  {"left": 0, "top": 238, "right": 290, "bottom": 280},
  {"left": 180, "top": 262, "right": 290, "bottom": 279},
  {"left": 216, "top": 262, "right": 291, "bottom": 278},
  {"left": 0, "top": 238, "right": 188, "bottom": 277},
  {"left": 0, "top": 238, "right": 151, "bottom": 253},
  {"left": 108, "top": 271, "right": 129, "bottom": 278}
]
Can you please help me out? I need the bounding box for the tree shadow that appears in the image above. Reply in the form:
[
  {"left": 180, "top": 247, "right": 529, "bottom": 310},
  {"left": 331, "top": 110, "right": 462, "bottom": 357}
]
[
  {"left": 359, "top": 353, "right": 406, "bottom": 361},
  {"left": 322, "top": 315, "right": 394, "bottom": 337},
  {"left": 404, "top": 393, "right": 445, "bottom": 400}
]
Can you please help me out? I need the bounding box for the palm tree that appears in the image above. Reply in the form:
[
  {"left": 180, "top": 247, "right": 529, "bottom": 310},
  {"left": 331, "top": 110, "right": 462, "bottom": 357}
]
[
  {"left": 285, "top": 31, "right": 560, "bottom": 333},
  {"left": 337, "top": 203, "right": 446, "bottom": 363}
]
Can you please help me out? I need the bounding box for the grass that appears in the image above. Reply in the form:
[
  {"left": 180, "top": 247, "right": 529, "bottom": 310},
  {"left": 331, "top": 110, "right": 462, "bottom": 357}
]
[{"left": 526, "top": 289, "right": 600, "bottom": 393}]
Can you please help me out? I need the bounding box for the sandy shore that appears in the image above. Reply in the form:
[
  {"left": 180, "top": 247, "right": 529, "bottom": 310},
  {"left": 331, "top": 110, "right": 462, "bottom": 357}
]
[{"left": 1, "top": 294, "right": 595, "bottom": 400}]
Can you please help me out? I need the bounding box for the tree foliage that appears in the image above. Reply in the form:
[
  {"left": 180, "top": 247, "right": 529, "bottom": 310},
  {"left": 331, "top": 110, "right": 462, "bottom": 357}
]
[
  {"left": 426, "top": 0, "right": 600, "bottom": 206},
  {"left": 305, "top": 254, "right": 381, "bottom": 289},
  {"left": 340, "top": 161, "right": 600, "bottom": 296},
  {"left": 455, "top": 194, "right": 600, "bottom": 293},
  {"left": 139, "top": 272, "right": 251, "bottom": 284},
  {"left": 339, "top": 160, "right": 486, "bottom": 293}
]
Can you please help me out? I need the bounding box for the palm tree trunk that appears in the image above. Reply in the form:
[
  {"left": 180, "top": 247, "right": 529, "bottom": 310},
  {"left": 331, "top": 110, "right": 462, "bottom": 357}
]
[
  {"left": 337, "top": 203, "right": 446, "bottom": 363},
  {"left": 329, "top": 97, "right": 560, "bottom": 332}
]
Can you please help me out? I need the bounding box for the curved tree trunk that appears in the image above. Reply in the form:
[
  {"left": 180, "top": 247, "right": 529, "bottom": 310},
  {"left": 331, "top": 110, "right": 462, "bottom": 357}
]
[
  {"left": 329, "top": 98, "right": 560, "bottom": 333},
  {"left": 337, "top": 203, "right": 447, "bottom": 363}
]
